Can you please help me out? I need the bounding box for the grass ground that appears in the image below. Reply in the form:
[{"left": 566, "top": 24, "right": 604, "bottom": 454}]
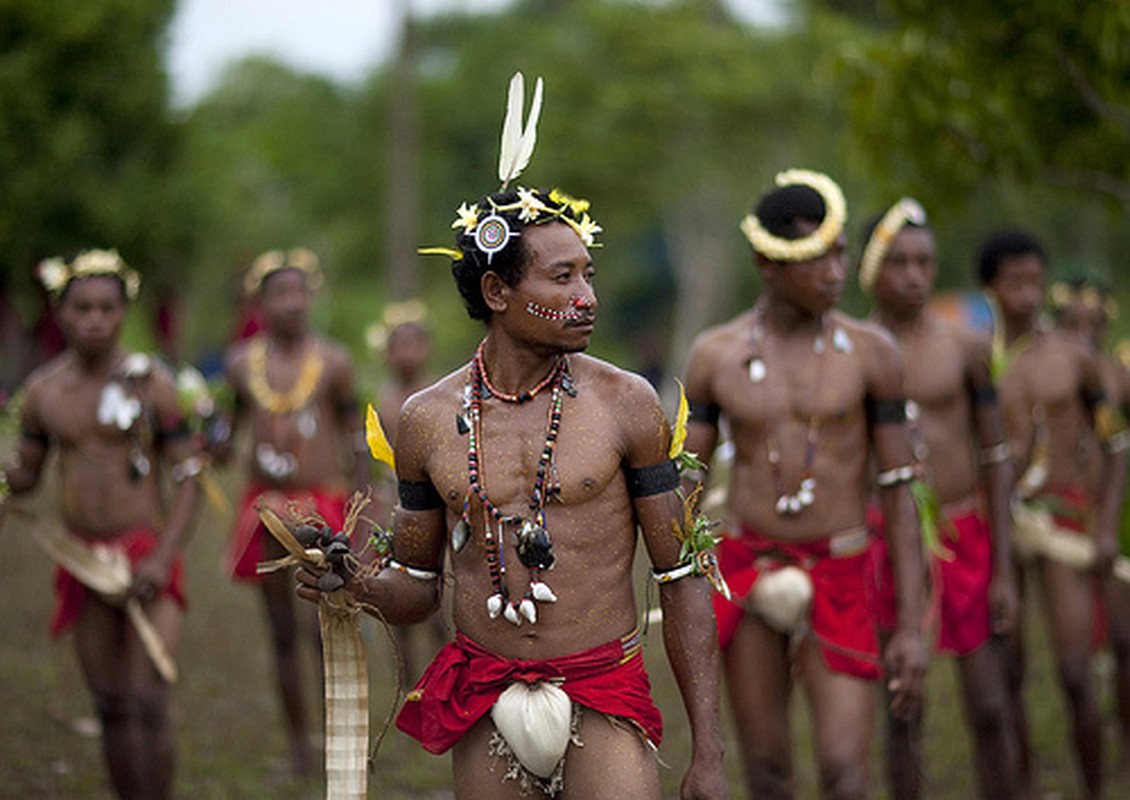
[{"left": 3, "top": 470, "right": 1129, "bottom": 798}]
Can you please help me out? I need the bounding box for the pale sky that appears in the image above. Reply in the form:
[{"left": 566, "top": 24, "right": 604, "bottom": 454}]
[{"left": 165, "top": 0, "right": 785, "bottom": 105}]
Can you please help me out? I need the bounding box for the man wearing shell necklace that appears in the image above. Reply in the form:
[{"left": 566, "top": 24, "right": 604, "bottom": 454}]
[
  {"left": 297, "top": 73, "right": 728, "bottom": 799},
  {"left": 1, "top": 250, "right": 201, "bottom": 799},
  {"left": 215, "top": 247, "right": 369, "bottom": 778},
  {"left": 980, "top": 230, "right": 1128, "bottom": 800},
  {"left": 681, "top": 171, "right": 928, "bottom": 799},
  {"left": 860, "top": 200, "right": 1018, "bottom": 800}
]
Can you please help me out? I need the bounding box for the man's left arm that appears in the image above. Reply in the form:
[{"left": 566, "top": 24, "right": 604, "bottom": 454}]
[
  {"left": 625, "top": 381, "right": 728, "bottom": 800},
  {"left": 1083, "top": 352, "right": 1127, "bottom": 574},
  {"left": 964, "top": 333, "right": 1018, "bottom": 636},
  {"left": 330, "top": 347, "right": 370, "bottom": 493},
  {"left": 865, "top": 333, "right": 928, "bottom": 720},
  {"left": 134, "top": 369, "right": 202, "bottom": 598}
]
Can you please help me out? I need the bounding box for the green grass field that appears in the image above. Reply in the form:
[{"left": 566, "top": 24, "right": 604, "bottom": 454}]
[{"left": 3, "top": 471, "right": 1129, "bottom": 799}]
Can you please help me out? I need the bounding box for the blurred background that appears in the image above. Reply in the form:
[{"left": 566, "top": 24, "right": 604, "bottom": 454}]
[{"left": 2, "top": 0, "right": 1128, "bottom": 401}]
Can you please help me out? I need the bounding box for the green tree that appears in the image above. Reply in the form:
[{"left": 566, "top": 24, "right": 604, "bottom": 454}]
[
  {"left": 836, "top": 0, "right": 1130, "bottom": 207},
  {"left": 0, "top": 0, "right": 185, "bottom": 280}
]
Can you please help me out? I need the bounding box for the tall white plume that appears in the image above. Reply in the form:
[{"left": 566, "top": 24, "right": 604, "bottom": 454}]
[{"left": 497, "top": 71, "right": 543, "bottom": 189}]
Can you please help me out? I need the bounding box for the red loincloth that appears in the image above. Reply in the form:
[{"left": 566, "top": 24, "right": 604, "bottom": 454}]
[
  {"left": 50, "top": 528, "right": 187, "bottom": 638},
  {"left": 396, "top": 629, "right": 663, "bottom": 754},
  {"left": 712, "top": 526, "right": 882, "bottom": 681},
  {"left": 228, "top": 484, "right": 347, "bottom": 581},
  {"left": 868, "top": 502, "right": 993, "bottom": 656}
]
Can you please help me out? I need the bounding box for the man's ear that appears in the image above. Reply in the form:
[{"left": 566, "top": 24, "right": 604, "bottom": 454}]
[
  {"left": 755, "top": 253, "right": 777, "bottom": 284},
  {"left": 481, "top": 271, "right": 510, "bottom": 313}
]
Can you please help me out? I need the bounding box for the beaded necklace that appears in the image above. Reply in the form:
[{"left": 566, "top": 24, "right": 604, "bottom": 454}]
[
  {"left": 247, "top": 337, "right": 324, "bottom": 415},
  {"left": 464, "top": 345, "right": 572, "bottom": 624},
  {"left": 750, "top": 309, "right": 841, "bottom": 516}
]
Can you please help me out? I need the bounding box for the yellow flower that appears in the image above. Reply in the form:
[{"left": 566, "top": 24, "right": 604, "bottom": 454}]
[
  {"left": 669, "top": 379, "right": 689, "bottom": 459},
  {"left": 549, "top": 188, "right": 590, "bottom": 216},
  {"left": 366, "top": 403, "right": 396, "bottom": 470}
]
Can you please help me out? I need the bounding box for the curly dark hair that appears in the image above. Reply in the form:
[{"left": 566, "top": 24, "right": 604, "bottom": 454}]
[
  {"left": 753, "top": 184, "right": 827, "bottom": 239},
  {"left": 976, "top": 228, "right": 1046, "bottom": 287},
  {"left": 450, "top": 188, "right": 593, "bottom": 321}
]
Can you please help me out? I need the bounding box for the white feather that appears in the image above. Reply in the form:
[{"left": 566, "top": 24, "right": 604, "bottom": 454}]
[{"left": 498, "top": 72, "right": 543, "bottom": 188}]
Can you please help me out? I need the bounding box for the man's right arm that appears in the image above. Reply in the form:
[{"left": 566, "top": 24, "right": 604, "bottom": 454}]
[
  {"left": 297, "top": 395, "right": 445, "bottom": 623},
  {"left": 1, "top": 385, "right": 51, "bottom": 527}
]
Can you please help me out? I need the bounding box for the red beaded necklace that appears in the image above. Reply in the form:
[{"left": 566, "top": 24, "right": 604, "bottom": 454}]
[{"left": 463, "top": 345, "right": 569, "bottom": 625}]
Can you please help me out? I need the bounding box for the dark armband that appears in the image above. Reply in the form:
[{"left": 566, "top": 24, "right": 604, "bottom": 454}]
[
  {"left": 1082, "top": 386, "right": 1106, "bottom": 410},
  {"left": 969, "top": 383, "right": 998, "bottom": 407},
  {"left": 20, "top": 425, "right": 49, "bottom": 447},
  {"left": 337, "top": 395, "right": 360, "bottom": 416},
  {"left": 155, "top": 418, "right": 192, "bottom": 443},
  {"left": 688, "top": 400, "right": 721, "bottom": 427},
  {"left": 626, "top": 459, "right": 680, "bottom": 498},
  {"left": 398, "top": 479, "right": 444, "bottom": 511},
  {"left": 864, "top": 396, "right": 907, "bottom": 426}
]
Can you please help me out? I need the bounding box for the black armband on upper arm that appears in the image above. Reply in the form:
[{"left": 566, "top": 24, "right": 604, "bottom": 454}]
[
  {"left": 398, "top": 479, "right": 444, "bottom": 511},
  {"left": 155, "top": 419, "right": 192, "bottom": 443},
  {"left": 689, "top": 401, "right": 721, "bottom": 427},
  {"left": 1082, "top": 386, "right": 1106, "bottom": 410},
  {"left": 969, "top": 383, "right": 998, "bottom": 407},
  {"left": 626, "top": 459, "right": 680, "bottom": 498},
  {"left": 864, "top": 396, "right": 907, "bottom": 426},
  {"left": 21, "top": 425, "right": 49, "bottom": 447},
  {"left": 337, "top": 395, "right": 360, "bottom": 416}
]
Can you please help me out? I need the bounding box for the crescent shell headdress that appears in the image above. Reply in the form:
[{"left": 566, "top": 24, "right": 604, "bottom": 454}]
[{"left": 739, "top": 170, "right": 847, "bottom": 263}]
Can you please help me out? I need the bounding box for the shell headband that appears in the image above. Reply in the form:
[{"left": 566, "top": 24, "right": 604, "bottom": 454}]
[
  {"left": 740, "top": 169, "right": 847, "bottom": 263},
  {"left": 858, "top": 197, "right": 928, "bottom": 293},
  {"left": 243, "top": 247, "right": 323, "bottom": 295},
  {"left": 419, "top": 72, "right": 601, "bottom": 265},
  {"left": 1049, "top": 281, "right": 1118, "bottom": 320},
  {"left": 37, "top": 249, "right": 140, "bottom": 301}
]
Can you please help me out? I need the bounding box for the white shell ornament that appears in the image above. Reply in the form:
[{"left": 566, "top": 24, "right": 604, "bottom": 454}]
[
  {"left": 748, "top": 358, "right": 766, "bottom": 383},
  {"left": 451, "top": 519, "right": 469, "bottom": 553},
  {"left": 473, "top": 214, "right": 515, "bottom": 264}
]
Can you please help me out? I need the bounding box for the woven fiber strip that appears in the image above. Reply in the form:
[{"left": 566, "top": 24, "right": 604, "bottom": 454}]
[{"left": 321, "top": 596, "right": 368, "bottom": 799}]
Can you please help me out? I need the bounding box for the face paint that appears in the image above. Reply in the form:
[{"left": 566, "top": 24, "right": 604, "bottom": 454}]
[{"left": 525, "top": 298, "right": 587, "bottom": 322}]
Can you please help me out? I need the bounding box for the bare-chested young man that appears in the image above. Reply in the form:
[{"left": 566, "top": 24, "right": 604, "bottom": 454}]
[
  {"left": 981, "top": 230, "right": 1127, "bottom": 799},
  {"left": 682, "top": 170, "right": 927, "bottom": 799},
  {"left": 370, "top": 300, "right": 448, "bottom": 679},
  {"left": 297, "top": 156, "right": 728, "bottom": 798},
  {"left": 1051, "top": 278, "right": 1130, "bottom": 774},
  {"left": 215, "top": 248, "right": 368, "bottom": 777},
  {"left": 0, "top": 251, "right": 201, "bottom": 799},
  {"left": 860, "top": 200, "right": 1018, "bottom": 799}
]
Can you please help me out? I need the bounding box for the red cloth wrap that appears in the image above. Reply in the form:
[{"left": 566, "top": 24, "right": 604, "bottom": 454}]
[
  {"left": 228, "top": 484, "right": 347, "bottom": 581},
  {"left": 396, "top": 631, "right": 663, "bottom": 754},
  {"left": 712, "top": 526, "right": 882, "bottom": 681},
  {"left": 50, "top": 528, "right": 187, "bottom": 638},
  {"left": 868, "top": 506, "right": 993, "bottom": 656}
]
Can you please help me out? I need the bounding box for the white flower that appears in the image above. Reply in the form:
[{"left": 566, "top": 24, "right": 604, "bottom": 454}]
[
  {"left": 452, "top": 202, "right": 480, "bottom": 233},
  {"left": 515, "top": 187, "right": 549, "bottom": 222},
  {"left": 97, "top": 382, "right": 141, "bottom": 430},
  {"left": 122, "top": 353, "right": 152, "bottom": 378}
]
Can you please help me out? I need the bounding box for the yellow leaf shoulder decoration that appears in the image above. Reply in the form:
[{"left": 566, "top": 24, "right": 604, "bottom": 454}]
[
  {"left": 365, "top": 403, "right": 396, "bottom": 471},
  {"left": 669, "top": 379, "right": 706, "bottom": 473}
]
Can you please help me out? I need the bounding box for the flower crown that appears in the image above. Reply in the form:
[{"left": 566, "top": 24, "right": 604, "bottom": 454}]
[
  {"left": 419, "top": 73, "right": 601, "bottom": 265},
  {"left": 1049, "top": 280, "right": 1118, "bottom": 319},
  {"left": 243, "top": 247, "right": 323, "bottom": 295},
  {"left": 364, "top": 298, "right": 430, "bottom": 352},
  {"left": 37, "top": 249, "right": 141, "bottom": 301},
  {"left": 858, "top": 197, "right": 928, "bottom": 293},
  {"left": 739, "top": 169, "right": 847, "bottom": 263}
]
